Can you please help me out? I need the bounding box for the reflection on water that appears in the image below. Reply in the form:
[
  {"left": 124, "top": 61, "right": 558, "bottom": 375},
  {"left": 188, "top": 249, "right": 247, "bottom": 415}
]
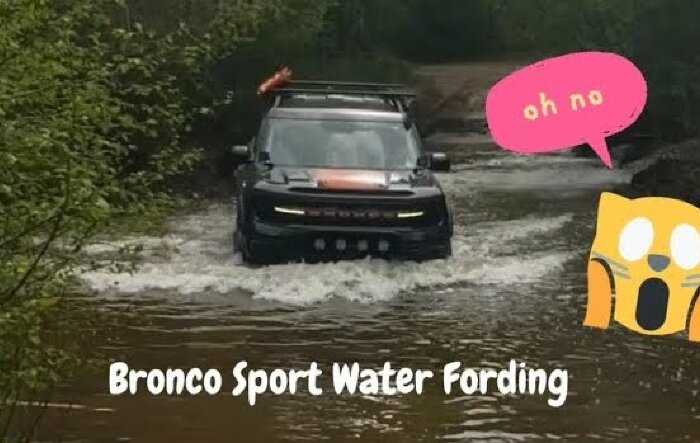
[{"left": 41, "top": 134, "right": 700, "bottom": 443}]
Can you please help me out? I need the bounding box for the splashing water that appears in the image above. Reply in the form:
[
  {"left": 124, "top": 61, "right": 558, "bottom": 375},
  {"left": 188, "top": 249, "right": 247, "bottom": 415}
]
[{"left": 80, "top": 143, "right": 621, "bottom": 306}]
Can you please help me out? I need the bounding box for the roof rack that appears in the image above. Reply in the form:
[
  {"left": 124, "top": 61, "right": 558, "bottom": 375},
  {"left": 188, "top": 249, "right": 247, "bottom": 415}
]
[
  {"left": 267, "top": 80, "right": 415, "bottom": 114},
  {"left": 258, "top": 74, "right": 417, "bottom": 127},
  {"left": 287, "top": 80, "right": 407, "bottom": 89},
  {"left": 269, "top": 80, "right": 415, "bottom": 98},
  {"left": 271, "top": 88, "right": 415, "bottom": 98}
]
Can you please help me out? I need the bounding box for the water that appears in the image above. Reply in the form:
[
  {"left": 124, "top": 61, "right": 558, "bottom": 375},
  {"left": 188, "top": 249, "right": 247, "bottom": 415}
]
[{"left": 42, "top": 134, "right": 700, "bottom": 442}]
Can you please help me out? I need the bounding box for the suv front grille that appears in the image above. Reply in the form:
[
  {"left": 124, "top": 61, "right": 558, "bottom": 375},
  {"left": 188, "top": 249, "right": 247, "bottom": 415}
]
[{"left": 255, "top": 196, "right": 445, "bottom": 228}]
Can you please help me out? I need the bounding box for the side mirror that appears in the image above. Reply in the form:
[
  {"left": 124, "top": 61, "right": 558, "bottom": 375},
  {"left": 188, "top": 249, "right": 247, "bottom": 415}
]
[
  {"left": 430, "top": 152, "right": 450, "bottom": 172},
  {"left": 419, "top": 152, "right": 450, "bottom": 172},
  {"left": 258, "top": 151, "right": 271, "bottom": 164},
  {"left": 231, "top": 145, "right": 250, "bottom": 161}
]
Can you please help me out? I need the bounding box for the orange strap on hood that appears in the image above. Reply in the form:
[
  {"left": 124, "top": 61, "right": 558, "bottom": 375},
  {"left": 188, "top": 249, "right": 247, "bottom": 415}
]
[{"left": 316, "top": 170, "right": 386, "bottom": 190}]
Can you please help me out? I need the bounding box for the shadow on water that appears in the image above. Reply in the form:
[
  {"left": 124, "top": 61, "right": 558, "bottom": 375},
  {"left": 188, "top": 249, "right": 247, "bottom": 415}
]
[{"left": 39, "top": 133, "right": 700, "bottom": 442}]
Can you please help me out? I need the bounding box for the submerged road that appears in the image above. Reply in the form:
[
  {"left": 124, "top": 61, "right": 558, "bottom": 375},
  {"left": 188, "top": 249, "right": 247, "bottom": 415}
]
[{"left": 43, "top": 63, "right": 700, "bottom": 442}]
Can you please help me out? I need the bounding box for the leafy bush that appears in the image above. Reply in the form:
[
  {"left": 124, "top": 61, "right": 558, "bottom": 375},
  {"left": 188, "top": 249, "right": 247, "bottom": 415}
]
[
  {"left": 0, "top": 0, "right": 278, "bottom": 437},
  {"left": 491, "top": 0, "right": 700, "bottom": 139}
]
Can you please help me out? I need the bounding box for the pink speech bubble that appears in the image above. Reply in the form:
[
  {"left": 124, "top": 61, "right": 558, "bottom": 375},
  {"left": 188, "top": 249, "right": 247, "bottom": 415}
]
[{"left": 486, "top": 52, "right": 647, "bottom": 168}]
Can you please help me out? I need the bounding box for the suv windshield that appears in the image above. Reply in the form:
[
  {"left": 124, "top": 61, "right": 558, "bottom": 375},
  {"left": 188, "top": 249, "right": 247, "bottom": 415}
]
[{"left": 261, "top": 118, "right": 420, "bottom": 170}]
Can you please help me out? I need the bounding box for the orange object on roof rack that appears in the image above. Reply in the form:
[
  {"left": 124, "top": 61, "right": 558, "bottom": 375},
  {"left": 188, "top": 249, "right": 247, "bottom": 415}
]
[{"left": 257, "top": 67, "right": 293, "bottom": 96}]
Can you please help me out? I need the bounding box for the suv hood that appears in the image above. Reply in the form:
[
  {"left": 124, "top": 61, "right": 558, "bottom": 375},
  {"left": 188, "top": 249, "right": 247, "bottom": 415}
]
[{"left": 262, "top": 167, "right": 438, "bottom": 191}]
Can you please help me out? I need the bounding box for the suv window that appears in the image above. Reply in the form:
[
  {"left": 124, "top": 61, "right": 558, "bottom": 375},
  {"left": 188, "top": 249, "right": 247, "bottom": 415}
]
[{"left": 260, "top": 118, "right": 420, "bottom": 170}]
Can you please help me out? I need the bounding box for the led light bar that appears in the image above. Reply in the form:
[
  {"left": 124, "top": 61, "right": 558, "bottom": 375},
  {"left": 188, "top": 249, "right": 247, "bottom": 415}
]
[
  {"left": 274, "top": 207, "right": 306, "bottom": 216},
  {"left": 397, "top": 211, "right": 425, "bottom": 219},
  {"left": 275, "top": 207, "right": 424, "bottom": 219}
]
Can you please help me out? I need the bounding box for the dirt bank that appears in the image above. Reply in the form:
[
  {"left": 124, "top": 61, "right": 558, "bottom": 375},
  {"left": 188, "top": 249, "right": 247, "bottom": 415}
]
[
  {"left": 628, "top": 138, "right": 700, "bottom": 204},
  {"left": 412, "top": 61, "right": 522, "bottom": 135}
]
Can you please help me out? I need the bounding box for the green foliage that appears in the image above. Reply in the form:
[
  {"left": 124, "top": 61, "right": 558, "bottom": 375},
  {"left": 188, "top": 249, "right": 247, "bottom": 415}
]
[
  {"left": 628, "top": 1, "right": 700, "bottom": 139},
  {"left": 491, "top": 0, "right": 700, "bottom": 139},
  {"left": 0, "top": 0, "right": 273, "bottom": 438},
  {"left": 314, "top": 0, "right": 497, "bottom": 61}
]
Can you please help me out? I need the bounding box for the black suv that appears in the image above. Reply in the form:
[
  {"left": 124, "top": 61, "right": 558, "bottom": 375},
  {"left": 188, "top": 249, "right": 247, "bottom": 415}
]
[{"left": 231, "top": 80, "right": 453, "bottom": 264}]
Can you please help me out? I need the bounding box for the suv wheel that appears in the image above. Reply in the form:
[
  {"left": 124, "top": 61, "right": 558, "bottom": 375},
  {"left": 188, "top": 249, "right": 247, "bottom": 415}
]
[
  {"left": 233, "top": 229, "right": 243, "bottom": 253},
  {"left": 234, "top": 230, "right": 268, "bottom": 265},
  {"left": 418, "top": 240, "right": 452, "bottom": 261},
  {"left": 233, "top": 201, "right": 246, "bottom": 253}
]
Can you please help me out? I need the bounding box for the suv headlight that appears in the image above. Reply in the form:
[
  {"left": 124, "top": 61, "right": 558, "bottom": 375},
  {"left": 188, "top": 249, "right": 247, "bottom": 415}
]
[
  {"left": 274, "top": 207, "right": 305, "bottom": 216},
  {"left": 397, "top": 211, "right": 425, "bottom": 219}
]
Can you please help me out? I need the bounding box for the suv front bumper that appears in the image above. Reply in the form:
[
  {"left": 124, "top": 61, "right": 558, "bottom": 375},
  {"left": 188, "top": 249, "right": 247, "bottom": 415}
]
[{"left": 246, "top": 220, "right": 452, "bottom": 262}]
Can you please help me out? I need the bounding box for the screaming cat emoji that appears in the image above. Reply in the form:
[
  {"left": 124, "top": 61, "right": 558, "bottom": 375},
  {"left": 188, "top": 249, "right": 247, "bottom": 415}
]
[{"left": 585, "top": 192, "right": 700, "bottom": 342}]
